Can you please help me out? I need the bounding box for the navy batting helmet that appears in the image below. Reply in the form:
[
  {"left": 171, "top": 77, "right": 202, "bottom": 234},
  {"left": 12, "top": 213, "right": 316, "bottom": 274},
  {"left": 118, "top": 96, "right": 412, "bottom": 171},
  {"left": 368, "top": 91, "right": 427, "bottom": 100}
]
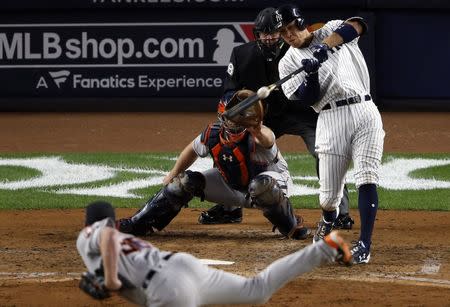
[
  {"left": 275, "top": 4, "right": 306, "bottom": 30},
  {"left": 253, "top": 7, "right": 284, "bottom": 61}
]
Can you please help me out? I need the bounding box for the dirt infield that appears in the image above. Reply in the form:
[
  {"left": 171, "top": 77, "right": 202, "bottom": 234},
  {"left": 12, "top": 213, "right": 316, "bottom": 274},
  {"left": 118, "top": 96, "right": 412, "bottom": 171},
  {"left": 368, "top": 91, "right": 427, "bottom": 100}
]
[{"left": 0, "top": 112, "right": 449, "bottom": 306}]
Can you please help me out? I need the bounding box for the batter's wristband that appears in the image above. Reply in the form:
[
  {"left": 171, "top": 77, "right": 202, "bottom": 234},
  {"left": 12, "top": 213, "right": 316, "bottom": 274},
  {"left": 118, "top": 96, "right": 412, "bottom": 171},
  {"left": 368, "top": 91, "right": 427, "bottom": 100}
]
[{"left": 334, "top": 23, "right": 359, "bottom": 43}]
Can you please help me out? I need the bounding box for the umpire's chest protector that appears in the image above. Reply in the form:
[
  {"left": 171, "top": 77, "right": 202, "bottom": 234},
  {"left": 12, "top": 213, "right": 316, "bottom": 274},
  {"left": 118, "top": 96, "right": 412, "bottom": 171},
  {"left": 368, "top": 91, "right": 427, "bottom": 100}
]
[{"left": 201, "top": 124, "right": 266, "bottom": 190}]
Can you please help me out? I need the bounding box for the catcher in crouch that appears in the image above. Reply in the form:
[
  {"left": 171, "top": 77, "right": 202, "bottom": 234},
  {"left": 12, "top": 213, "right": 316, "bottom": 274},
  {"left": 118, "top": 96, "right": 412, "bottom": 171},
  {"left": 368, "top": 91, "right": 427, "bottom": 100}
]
[{"left": 118, "top": 89, "right": 311, "bottom": 240}]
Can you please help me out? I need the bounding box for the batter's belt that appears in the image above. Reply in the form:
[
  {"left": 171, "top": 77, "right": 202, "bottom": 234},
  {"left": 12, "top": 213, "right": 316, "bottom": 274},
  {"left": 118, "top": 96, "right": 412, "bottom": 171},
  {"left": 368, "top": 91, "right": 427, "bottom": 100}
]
[{"left": 322, "top": 94, "right": 371, "bottom": 110}]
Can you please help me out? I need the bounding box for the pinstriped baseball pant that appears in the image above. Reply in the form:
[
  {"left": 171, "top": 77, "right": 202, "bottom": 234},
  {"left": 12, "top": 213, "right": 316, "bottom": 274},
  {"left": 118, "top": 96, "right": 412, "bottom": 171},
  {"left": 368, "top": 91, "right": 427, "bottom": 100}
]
[{"left": 315, "top": 100, "right": 384, "bottom": 211}]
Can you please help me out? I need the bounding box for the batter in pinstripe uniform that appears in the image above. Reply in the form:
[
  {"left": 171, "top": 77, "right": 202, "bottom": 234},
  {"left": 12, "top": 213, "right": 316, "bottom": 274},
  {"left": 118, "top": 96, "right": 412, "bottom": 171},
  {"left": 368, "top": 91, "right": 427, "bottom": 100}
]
[
  {"left": 275, "top": 4, "right": 385, "bottom": 264},
  {"left": 199, "top": 7, "right": 354, "bottom": 230}
]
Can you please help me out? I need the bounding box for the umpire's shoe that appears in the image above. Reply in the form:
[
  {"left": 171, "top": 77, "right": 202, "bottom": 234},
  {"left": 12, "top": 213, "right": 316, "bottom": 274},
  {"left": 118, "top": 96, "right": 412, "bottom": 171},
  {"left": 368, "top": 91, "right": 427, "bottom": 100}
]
[
  {"left": 324, "top": 231, "right": 353, "bottom": 266},
  {"left": 198, "top": 204, "right": 243, "bottom": 224},
  {"left": 334, "top": 214, "right": 355, "bottom": 230}
]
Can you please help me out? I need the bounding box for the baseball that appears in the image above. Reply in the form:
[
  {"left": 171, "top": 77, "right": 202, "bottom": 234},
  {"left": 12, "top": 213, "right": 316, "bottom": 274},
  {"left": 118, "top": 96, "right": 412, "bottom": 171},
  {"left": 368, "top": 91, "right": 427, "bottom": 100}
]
[{"left": 257, "top": 86, "right": 270, "bottom": 99}]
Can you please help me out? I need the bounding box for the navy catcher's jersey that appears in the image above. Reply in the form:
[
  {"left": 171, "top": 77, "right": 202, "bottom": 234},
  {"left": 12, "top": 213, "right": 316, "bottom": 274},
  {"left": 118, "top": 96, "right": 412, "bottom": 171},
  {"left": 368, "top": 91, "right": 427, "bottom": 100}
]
[{"left": 200, "top": 123, "right": 266, "bottom": 190}]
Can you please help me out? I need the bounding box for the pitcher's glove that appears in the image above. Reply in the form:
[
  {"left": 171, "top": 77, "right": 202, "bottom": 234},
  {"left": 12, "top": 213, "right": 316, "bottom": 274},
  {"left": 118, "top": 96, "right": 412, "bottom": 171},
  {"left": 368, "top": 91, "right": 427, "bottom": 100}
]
[
  {"left": 79, "top": 271, "right": 110, "bottom": 300},
  {"left": 223, "top": 89, "right": 265, "bottom": 129}
]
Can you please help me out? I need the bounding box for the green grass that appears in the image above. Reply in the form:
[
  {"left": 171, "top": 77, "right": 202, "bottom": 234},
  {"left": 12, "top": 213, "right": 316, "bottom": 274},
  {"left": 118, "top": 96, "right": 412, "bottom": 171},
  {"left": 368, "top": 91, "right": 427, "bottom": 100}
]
[
  {"left": 0, "top": 165, "right": 41, "bottom": 182},
  {"left": 411, "top": 166, "right": 450, "bottom": 181},
  {"left": 0, "top": 153, "right": 449, "bottom": 211}
]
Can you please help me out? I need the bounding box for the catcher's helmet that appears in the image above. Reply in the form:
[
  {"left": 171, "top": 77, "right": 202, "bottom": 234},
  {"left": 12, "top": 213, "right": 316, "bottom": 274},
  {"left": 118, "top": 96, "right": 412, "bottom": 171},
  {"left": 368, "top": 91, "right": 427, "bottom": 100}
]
[
  {"left": 275, "top": 4, "right": 306, "bottom": 30},
  {"left": 253, "top": 7, "right": 284, "bottom": 61},
  {"left": 218, "top": 90, "right": 257, "bottom": 142}
]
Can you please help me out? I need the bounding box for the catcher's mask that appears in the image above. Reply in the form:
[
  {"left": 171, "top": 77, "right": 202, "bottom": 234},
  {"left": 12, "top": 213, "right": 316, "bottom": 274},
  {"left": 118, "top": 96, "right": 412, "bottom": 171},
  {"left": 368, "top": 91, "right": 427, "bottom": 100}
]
[
  {"left": 253, "top": 7, "right": 284, "bottom": 62},
  {"left": 218, "top": 90, "right": 257, "bottom": 143},
  {"left": 85, "top": 201, "right": 116, "bottom": 226}
]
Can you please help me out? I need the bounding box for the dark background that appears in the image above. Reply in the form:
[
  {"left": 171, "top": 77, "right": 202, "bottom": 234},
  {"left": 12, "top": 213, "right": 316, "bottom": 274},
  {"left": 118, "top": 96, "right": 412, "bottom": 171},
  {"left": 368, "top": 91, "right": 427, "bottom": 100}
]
[{"left": 0, "top": 0, "right": 449, "bottom": 111}]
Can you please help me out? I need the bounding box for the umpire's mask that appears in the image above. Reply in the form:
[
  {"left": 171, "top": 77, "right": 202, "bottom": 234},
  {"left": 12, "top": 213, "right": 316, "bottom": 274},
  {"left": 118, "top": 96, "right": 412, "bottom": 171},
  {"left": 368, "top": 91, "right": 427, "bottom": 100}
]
[{"left": 253, "top": 7, "right": 284, "bottom": 61}]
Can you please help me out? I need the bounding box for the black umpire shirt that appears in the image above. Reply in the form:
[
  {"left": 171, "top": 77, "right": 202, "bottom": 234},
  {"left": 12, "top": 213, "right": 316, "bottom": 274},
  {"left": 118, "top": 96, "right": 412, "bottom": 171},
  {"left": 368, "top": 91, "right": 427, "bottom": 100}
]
[{"left": 223, "top": 41, "right": 318, "bottom": 138}]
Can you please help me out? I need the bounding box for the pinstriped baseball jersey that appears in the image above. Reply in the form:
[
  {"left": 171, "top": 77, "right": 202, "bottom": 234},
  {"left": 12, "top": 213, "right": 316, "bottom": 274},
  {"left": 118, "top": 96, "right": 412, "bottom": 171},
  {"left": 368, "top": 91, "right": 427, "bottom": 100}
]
[
  {"left": 279, "top": 19, "right": 370, "bottom": 113},
  {"left": 278, "top": 18, "right": 384, "bottom": 211}
]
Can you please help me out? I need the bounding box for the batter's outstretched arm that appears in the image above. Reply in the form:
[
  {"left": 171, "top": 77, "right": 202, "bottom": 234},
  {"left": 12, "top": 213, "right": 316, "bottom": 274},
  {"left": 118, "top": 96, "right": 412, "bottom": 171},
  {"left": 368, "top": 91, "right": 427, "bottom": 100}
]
[
  {"left": 321, "top": 18, "right": 366, "bottom": 49},
  {"left": 163, "top": 141, "right": 199, "bottom": 185},
  {"left": 99, "top": 227, "right": 122, "bottom": 291}
]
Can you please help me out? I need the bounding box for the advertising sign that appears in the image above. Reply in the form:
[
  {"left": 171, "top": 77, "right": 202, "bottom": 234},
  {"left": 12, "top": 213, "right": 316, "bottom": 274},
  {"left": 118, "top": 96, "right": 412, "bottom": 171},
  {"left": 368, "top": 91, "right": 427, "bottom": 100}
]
[{"left": 0, "top": 22, "right": 254, "bottom": 97}]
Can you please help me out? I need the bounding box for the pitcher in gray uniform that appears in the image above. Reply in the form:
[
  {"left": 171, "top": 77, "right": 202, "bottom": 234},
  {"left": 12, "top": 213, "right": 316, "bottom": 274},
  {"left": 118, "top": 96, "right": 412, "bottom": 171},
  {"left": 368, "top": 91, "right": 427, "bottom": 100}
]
[
  {"left": 77, "top": 201, "right": 353, "bottom": 306},
  {"left": 275, "top": 4, "right": 385, "bottom": 264},
  {"left": 118, "top": 90, "right": 311, "bottom": 240}
]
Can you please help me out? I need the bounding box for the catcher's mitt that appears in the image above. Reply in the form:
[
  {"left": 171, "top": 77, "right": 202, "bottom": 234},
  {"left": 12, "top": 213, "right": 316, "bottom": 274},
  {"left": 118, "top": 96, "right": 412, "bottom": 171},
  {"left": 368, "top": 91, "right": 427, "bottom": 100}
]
[
  {"left": 79, "top": 271, "right": 110, "bottom": 300},
  {"left": 224, "top": 89, "right": 265, "bottom": 128}
]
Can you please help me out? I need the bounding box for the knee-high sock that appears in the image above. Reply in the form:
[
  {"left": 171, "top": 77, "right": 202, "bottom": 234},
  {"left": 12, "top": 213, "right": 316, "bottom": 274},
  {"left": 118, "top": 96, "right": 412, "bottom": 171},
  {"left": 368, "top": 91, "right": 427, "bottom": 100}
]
[{"left": 358, "top": 184, "right": 378, "bottom": 249}]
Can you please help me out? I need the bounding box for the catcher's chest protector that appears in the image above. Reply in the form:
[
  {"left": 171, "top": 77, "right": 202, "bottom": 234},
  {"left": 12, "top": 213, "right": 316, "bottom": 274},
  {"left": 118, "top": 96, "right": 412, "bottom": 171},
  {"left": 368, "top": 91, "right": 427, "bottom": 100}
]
[{"left": 201, "top": 124, "right": 266, "bottom": 190}]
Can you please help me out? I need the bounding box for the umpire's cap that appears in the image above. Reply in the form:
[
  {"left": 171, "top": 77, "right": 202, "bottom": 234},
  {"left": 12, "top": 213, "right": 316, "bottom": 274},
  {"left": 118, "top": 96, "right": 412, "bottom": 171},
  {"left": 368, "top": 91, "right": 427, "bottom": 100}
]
[{"left": 85, "top": 201, "right": 116, "bottom": 226}]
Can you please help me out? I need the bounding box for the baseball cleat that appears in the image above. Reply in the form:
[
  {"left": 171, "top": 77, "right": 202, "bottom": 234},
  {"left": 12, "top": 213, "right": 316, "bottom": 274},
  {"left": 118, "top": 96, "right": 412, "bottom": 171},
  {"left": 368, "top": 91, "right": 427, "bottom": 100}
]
[
  {"left": 291, "top": 226, "right": 312, "bottom": 240},
  {"left": 324, "top": 231, "right": 353, "bottom": 266},
  {"left": 333, "top": 214, "right": 355, "bottom": 230},
  {"left": 351, "top": 240, "right": 371, "bottom": 264},
  {"left": 198, "top": 204, "right": 243, "bottom": 225},
  {"left": 313, "top": 218, "right": 333, "bottom": 243},
  {"left": 117, "top": 217, "right": 134, "bottom": 233},
  {"left": 290, "top": 215, "right": 312, "bottom": 240},
  {"left": 117, "top": 218, "right": 153, "bottom": 236}
]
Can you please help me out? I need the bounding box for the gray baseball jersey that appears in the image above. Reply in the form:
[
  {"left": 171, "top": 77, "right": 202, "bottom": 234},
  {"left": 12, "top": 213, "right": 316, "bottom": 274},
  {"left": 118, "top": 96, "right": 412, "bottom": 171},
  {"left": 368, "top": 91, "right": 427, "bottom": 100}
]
[
  {"left": 192, "top": 128, "right": 294, "bottom": 208},
  {"left": 279, "top": 19, "right": 385, "bottom": 210},
  {"left": 77, "top": 218, "right": 338, "bottom": 307}
]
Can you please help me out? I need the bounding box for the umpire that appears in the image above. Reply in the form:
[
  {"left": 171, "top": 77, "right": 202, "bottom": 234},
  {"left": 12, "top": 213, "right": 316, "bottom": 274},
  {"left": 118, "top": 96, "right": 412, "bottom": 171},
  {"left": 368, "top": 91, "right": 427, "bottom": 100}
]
[{"left": 198, "top": 7, "right": 354, "bottom": 229}]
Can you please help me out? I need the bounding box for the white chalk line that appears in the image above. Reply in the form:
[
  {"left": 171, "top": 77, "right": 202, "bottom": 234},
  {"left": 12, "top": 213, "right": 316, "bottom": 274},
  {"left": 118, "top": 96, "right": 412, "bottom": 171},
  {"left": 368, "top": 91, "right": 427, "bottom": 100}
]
[
  {"left": 421, "top": 258, "right": 441, "bottom": 274},
  {"left": 1, "top": 271, "right": 449, "bottom": 288},
  {"left": 306, "top": 273, "right": 450, "bottom": 289}
]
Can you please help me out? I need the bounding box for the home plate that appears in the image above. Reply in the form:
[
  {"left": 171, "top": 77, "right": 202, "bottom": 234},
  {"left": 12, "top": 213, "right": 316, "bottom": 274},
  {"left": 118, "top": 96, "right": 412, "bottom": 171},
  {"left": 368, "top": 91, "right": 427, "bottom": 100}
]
[{"left": 200, "top": 259, "right": 235, "bottom": 265}]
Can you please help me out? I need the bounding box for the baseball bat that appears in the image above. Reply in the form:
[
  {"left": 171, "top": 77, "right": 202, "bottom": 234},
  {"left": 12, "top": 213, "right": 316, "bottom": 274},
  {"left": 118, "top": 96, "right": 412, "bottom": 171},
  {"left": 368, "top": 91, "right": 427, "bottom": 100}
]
[{"left": 222, "top": 65, "right": 305, "bottom": 119}]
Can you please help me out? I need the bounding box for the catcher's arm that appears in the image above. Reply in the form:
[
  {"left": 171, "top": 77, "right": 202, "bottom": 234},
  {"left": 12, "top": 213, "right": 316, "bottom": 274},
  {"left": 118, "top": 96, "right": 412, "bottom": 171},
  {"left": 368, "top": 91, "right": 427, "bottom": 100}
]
[
  {"left": 163, "top": 141, "right": 198, "bottom": 185},
  {"left": 247, "top": 123, "right": 274, "bottom": 149}
]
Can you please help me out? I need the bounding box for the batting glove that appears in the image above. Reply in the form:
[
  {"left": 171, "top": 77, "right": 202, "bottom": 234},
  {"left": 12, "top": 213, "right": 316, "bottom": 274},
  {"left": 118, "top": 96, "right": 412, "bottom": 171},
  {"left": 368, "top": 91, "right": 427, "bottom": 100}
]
[
  {"left": 312, "top": 43, "right": 330, "bottom": 63},
  {"left": 301, "top": 58, "right": 320, "bottom": 74}
]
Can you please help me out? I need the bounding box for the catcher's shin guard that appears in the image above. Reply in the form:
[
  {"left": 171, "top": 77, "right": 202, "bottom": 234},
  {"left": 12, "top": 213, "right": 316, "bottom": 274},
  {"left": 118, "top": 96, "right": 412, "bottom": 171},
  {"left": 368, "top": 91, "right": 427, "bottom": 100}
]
[
  {"left": 248, "top": 174, "right": 310, "bottom": 240},
  {"left": 119, "top": 171, "right": 205, "bottom": 235}
]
